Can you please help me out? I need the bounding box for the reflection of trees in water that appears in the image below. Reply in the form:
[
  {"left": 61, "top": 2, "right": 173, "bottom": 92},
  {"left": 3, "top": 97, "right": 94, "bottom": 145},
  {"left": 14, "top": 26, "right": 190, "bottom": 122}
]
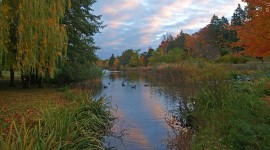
[
  {"left": 70, "top": 81, "right": 103, "bottom": 97},
  {"left": 136, "top": 71, "right": 196, "bottom": 149},
  {"left": 108, "top": 73, "right": 119, "bottom": 81},
  {"left": 103, "top": 70, "right": 196, "bottom": 149}
]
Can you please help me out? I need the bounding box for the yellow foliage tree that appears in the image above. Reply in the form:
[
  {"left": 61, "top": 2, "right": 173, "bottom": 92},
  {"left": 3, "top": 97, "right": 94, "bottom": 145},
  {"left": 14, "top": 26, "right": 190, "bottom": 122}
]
[
  {"left": 0, "top": 2, "right": 10, "bottom": 71},
  {"left": 17, "top": 0, "right": 69, "bottom": 79}
]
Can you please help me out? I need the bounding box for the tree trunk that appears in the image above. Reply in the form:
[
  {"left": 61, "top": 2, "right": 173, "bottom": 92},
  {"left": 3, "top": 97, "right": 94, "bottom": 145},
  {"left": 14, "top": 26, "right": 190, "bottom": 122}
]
[
  {"left": 21, "top": 74, "right": 30, "bottom": 89},
  {"left": 38, "top": 77, "right": 42, "bottom": 88},
  {"left": 9, "top": 65, "right": 14, "bottom": 87}
]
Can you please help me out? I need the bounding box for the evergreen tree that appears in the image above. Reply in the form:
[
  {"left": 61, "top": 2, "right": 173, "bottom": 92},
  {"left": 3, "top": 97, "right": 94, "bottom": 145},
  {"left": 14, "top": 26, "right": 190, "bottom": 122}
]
[
  {"left": 230, "top": 4, "right": 246, "bottom": 52},
  {"left": 231, "top": 4, "right": 246, "bottom": 26},
  {"left": 63, "top": 0, "right": 104, "bottom": 62},
  {"left": 55, "top": 0, "right": 104, "bottom": 84}
]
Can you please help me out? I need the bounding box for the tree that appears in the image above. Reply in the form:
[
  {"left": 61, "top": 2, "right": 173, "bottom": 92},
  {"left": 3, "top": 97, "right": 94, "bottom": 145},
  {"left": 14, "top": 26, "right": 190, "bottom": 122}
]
[
  {"left": 231, "top": 4, "right": 246, "bottom": 26},
  {"left": 63, "top": 0, "right": 104, "bottom": 62},
  {"left": 208, "top": 15, "right": 230, "bottom": 49},
  {"left": 17, "top": 0, "right": 69, "bottom": 88},
  {"left": 0, "top": 0, "right": 69, "bottom": 88},
  {"left": 108, "top": 54, "right": 115, "bottom": 68},
  {"left": 54, "top": 0, "right": 104, "bottom": 84},
  {"left": 234, "top": 0, "right": 270, "bottom": 58},
  {"left": 0, "top": 1, "right": 10, "bottom": 77},
  {"left": 230, "top": 4, "right": 246, "bottom": 52},
  {"left": 120, "top": 49, "right": 134, "bottom": 67},
  {"left": 112, "top": 58, "right": 120, "bottom": 70},
  {"left": 128, "top": 51, "right": 139, "bottom": 67}
]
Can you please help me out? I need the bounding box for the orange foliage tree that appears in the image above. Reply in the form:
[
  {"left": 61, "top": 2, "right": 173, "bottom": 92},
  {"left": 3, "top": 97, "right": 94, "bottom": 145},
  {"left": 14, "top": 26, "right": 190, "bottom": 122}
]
[{"left": 235, "top": 0, "right": 270, "bottom": 57}]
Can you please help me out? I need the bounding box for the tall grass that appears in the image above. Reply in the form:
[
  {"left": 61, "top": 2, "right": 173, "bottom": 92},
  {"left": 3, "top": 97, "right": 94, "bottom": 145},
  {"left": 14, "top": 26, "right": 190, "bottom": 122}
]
[
  {"left": 0, "top": 90, "right": 113, "bottom": 149},
  {"left": 139, "top": 60, "right": 270, "bottom": 149},
  {"left": 192, "top": 79, "right": 270, "bottom": 149}
]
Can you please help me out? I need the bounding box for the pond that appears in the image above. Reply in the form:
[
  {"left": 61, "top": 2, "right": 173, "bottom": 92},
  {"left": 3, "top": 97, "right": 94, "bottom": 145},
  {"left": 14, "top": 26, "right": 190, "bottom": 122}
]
[{"left": 93, "top": 70, "right": 181, "bottom": 150}]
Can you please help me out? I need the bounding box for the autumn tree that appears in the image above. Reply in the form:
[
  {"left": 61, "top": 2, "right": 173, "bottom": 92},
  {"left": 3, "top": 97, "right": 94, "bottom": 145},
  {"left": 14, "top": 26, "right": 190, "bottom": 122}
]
[
  {"left": 139, "top": 55, "right": 145, "bottom": 67},
  {"left": 17, "top": 0, "right": 69, "bottom": 88},
  {"left": 112, "top": 58, "right": 120, "bottom": 70},
  {"left": 0, "top": 0, "right": 70, "bottom": 88},
  {"left": 234, "top": 0, "right": 270, "bottom": 58},
  {"left": 174, "top": 31, "right": 188, "bottom": 50},
  {"left": 185, "top": 27, "right": 220, "bottom": 59},
  {"left": 0, "top": 1, "right": 10, "bottom": 77}
]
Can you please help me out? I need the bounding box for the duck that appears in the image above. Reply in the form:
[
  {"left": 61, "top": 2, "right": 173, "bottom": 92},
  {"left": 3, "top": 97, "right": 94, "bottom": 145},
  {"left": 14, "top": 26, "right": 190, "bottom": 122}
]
[
  {"left": 131, "top": 85, "right": 136, "bottom": 89},
  {"left": 144, "top": 83, "right": 149, "bottom": 87},
  {"left": 122, "top": 82, "right": 125, "bottom": 86},
  {"left": 104, "top": 85, "right": 108, "bottom": 89},
  {"left": 108, "top": 82, "right": 111, "bottom": 85}
]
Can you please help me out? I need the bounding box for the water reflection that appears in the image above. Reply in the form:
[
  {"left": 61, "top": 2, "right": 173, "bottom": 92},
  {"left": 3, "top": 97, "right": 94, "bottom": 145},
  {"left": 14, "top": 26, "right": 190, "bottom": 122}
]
[
  {"left": 94, "top": 71, "right": 179, "bottom": 150},
  {"left": 91, "top": 70, "right": 195, "bottom": 149}
]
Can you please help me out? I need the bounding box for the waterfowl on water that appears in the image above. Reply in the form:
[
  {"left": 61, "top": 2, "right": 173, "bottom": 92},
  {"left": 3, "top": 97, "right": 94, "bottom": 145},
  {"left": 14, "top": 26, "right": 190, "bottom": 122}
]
[
  {"left": 144, "top": 83, "right": 149, "bottom": 87},
  {"left": 122, "top": 83, "right": 125, "bottom": 86},
  {"left": 131, "top": 85, "right": 136, "bottom": 89},
  {"left": 108, "top": 82, "right": 110, "bottom": 85},
  {"left": 104, "top": 85, "right": 108, "bottom": 89}
]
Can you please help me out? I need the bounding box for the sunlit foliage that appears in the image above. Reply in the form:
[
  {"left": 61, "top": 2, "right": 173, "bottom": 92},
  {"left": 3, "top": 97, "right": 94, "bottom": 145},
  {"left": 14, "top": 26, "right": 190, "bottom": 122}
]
[{"left": 235, "top": 0, "right": 270, "bottom": 57}]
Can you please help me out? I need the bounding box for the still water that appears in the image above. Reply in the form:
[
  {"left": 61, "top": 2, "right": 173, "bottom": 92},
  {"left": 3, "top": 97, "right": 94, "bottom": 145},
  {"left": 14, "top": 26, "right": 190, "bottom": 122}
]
[{"left": 93, "top": 71, "right": 179, "bottom": 150}]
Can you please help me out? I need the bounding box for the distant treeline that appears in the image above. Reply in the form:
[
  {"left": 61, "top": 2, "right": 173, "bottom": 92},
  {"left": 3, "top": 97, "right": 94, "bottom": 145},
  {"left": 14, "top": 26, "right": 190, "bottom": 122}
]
[{"left": 101, "top": 1, "right": 269, "bottom": 70}]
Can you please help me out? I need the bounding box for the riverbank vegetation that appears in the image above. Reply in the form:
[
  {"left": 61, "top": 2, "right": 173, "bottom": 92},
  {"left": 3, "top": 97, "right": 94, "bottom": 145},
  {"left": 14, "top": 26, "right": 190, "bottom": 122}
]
[{"left": 137, "top": 61, "right": 270, "bottom": 149}]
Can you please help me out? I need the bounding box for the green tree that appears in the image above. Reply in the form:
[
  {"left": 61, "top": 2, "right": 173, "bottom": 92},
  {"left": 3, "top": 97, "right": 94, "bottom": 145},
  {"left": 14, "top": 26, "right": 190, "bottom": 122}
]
[
  {"left": 230, "top": 4, "right": 246, "bottom": 52},
  {"left": 108, "top": 54, "right": 115, "bottom": 68},
  {"left": 128, "top": 50, "right": 139, "bottom": 67},
  {"left": 120, "top": 49, "right": 134, "bottom": 67},
  {"left": 63, "top": 0, "right": 104, "bottom": 62},
  {"left": 231, "top": 4, "right": 246, "bottom": 26},
  {"left": 55, "top": 0, "right": 104, "bottom": 84}
]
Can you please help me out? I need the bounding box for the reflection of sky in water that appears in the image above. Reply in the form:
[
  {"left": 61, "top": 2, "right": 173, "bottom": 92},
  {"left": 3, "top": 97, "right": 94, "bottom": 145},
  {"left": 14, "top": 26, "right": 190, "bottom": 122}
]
[{"left": 95, "top": 72, "right": 180, "bottom": 150}]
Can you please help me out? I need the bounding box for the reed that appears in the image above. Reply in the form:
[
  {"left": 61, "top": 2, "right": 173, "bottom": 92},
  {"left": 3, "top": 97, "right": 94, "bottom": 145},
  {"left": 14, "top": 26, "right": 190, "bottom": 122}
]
[{"left": 138, "top": 60, "right": 270, "bottom": 149}]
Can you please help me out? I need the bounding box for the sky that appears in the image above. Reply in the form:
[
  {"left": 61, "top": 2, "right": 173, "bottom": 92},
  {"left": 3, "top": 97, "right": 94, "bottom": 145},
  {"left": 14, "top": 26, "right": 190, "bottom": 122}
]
[{"left": 93, "top": 0, "right": 246, "bottom": 59}]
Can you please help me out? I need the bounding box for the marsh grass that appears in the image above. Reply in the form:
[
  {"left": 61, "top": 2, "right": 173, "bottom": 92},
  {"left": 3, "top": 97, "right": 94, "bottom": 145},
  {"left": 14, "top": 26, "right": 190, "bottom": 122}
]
[
  {"left": 0, "top": 89, "right": 113, "bottom": 150},
  {"left": 136, "top": 60, "right": 270, "bottom": 149}
]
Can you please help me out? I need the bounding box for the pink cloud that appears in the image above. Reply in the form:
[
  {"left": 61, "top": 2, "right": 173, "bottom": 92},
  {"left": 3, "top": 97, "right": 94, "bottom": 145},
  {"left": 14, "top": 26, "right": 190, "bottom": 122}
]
[{"left": 101, "top": 0, "right": 139, "bottom": 16}]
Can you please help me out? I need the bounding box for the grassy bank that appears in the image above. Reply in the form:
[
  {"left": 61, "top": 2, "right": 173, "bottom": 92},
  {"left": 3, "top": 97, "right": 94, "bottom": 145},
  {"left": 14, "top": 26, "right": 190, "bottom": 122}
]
[
  {"left": 132, "top": 60, "right": 270, "bottom": 149},
  {"left": 0, "top": 87, "right": 113, "bottom": 149}
]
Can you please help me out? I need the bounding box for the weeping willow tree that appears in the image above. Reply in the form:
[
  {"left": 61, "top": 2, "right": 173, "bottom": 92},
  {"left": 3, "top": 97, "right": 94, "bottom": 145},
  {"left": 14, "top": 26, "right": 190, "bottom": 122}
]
[
  {"left": 15, "top": 0, "right": 70, "bottom": 88},
  {"left": 0, "top": 1, "right": 10, "bottom": 77}
]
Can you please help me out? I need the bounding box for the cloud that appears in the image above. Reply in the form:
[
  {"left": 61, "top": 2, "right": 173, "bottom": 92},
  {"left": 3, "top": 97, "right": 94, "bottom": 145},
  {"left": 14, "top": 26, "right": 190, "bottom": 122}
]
[{"left": 93, "top": 0, "right": 247, "bottom": 59}]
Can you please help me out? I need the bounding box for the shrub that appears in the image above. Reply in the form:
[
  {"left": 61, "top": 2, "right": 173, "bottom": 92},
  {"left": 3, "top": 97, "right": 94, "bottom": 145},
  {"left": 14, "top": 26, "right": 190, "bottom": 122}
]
[
  {"left": 53, "top": 62, "right": 103, "bottom": 84},
  {"left": 216, "top": 53, "right": 249, "bottom": 64}
]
